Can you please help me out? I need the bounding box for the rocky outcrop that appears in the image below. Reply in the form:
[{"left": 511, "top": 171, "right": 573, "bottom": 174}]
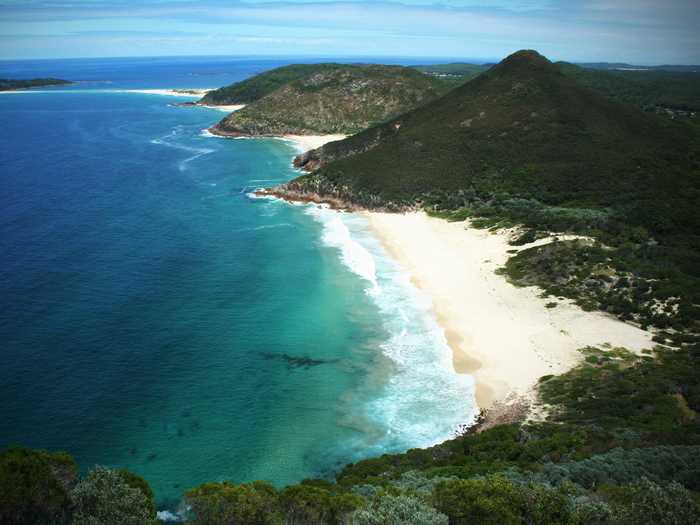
[{"left": 258, "top": 175, "right": 415, "bottom": 213}]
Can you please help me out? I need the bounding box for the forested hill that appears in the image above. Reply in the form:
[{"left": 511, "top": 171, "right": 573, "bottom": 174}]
[
  {"left": 290, "top": 50, "right": 695, "bottom": 206},
  {"left": 200, "top": 64, "right": 334, "bottom": 105},
  {"left": 208, "top": 64, "right": 451, "bottom": 136},
  {"left": 0, "top": 78, "right": 71, "bottom": 91},
  {"left": 278, "top": 50, "right": 700, "bottom": 337}
]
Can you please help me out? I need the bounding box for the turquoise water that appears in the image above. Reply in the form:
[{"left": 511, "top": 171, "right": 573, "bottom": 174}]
[{"left": 0, "top": 59, "right": 475, "bottom": 513}]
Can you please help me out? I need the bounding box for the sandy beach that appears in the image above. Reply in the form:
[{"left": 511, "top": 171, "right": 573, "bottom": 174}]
[
  {"left": 198, "top": 103, "right": 246, "bottom": 112},
  {"left": 281, "top": 134, "right": 346, "bottom": 152},
  {"left": 126, "top": 88, "right": 212, "bottom": 97},
  {"left": 366, "top": 212, "right": 653, "bottom": 411},
  {"left": 208, "top": 128, "right": 346, "bottom": 154}
]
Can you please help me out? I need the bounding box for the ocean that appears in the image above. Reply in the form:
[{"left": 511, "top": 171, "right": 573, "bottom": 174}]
[{"left": 0, "top": 56, "right": 475, "bottom": 512}]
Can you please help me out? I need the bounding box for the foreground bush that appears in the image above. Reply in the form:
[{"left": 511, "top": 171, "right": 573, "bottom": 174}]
[
  {"left": 0, "top": 446, "right": 77, "bottom": 525},
  {"left": 613, "top": 478, "right": 700, "bottom": 525},
  {"left": 185, "top": 481, "right": 282, "bottom": 525},
  {"left": 433, "top": 476, "right": 525, "bottom": 525},
  {"left": 352, "top": 494, "right": 448, "bottom": 525},
  {"left": 280, "top": 483, "right": 362, "bottom": 524},
  {"left": 71, "top": 466, "right": 156, "bottom": 525}
]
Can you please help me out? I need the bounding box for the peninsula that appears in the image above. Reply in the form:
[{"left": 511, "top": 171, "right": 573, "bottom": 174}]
[
  {"left": 0, "top": 78, "right": 71, "bottom": 91},
  {"left": 204, "top": 63, "right": 453, "bottom": 138}
]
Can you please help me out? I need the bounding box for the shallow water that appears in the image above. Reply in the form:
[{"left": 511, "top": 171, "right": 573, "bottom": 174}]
[{"left": 0, "top": 57, "right": 475, "bottom": 510}]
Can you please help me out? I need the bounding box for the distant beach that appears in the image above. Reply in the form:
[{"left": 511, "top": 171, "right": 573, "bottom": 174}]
[
  {"left": 366, "top": 212, "right": 653, "bottom": 411},
  {"left": 126, "top": 88, "right": 212, "bottom": 97},
  {"left": 281, "top": 134, "right": 347, "bottom": 152},
  {"left": 207, "top": 128, "right": 346, "bottom": 154}
]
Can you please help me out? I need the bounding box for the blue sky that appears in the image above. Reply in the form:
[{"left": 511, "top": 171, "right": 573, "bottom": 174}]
[{"left": 1, "top": 1, "right": 698, "bottom": 64}]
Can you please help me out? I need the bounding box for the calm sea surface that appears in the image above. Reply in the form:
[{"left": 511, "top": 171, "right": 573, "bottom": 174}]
[{"left": 0, "top": 56, "right": 475, "bottom": 511}]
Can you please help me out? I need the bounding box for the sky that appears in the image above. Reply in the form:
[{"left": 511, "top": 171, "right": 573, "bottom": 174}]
[{"left": 1, "top": 0, "right": 698, "bottom": 64}]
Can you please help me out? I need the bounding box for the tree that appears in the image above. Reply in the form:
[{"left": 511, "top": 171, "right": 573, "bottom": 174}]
[
  {"left": 352, "top": 494, "right": 448, "bottom": 525},
  {"left": 117, "top": 469, "right": 157, "bottom": 519},
  {"left": 432, "top": 476, "right": 524, "bottom": 525},
  {"left": 279, "top": 483, "right": 361, "bottom": 525},
  {"left": 0, "top": 446, "right": 77, "bottom": 525},
  {"left": 71, "top": 466, "right": 156, "bottom": 525},
  {"left": 185, "top": 480, "right": 282, "bottom": 525},
  {"left": 614, "top": 478, "right": 700, "bottom": 525}
]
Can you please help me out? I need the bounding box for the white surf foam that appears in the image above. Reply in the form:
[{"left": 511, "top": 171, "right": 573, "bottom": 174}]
[
  {"left": 199, "top": 128, "right": 219, "bottom": 138},
  {"left": 150, "top": 127, "right": 214, "bottom": 171},
  {"left": 157, "top": 510, "right": 182, "bottom": 522},
  {"left": 232, "top": 223, "right": 293, "bottom": 233},
  {"left": 305, "top": 206, "right": 378, "bottom": 290},
  {"left": 304, "top": 206, "right": 477, "bottom": 451}
]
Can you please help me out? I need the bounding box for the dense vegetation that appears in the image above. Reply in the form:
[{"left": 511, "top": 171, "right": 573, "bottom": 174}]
[
  {"left": 0, "top": 78, "right": 71, "bottom": 91},
  {"left": 3, "top": 343, "right": 699, "bottom": 523},
  {"left": 210, "top": 64, "right": 452, "bottom": 136},
  {"left": 282, "top": 50, "right": 700, "bottom": 336},
  {"left": 200, "top": 64, "right": 343, "bottom": 105},
  {"left": 556, "top": 62, "right": 700, "bottom": 114},
  {"left": 0, "top": 448, "right": 157, "bottom": 524}
]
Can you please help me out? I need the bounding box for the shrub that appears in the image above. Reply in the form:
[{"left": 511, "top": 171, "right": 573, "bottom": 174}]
[
  {"left": 116, "top": 469, "right": 157, "bottom": 518},
  {"left": 541, "top": 445, "right": 700, "bottom": 490},
  {"left": 520, "top": 482, "right": 575, "bottom": 525},
  {"left": 279, "top": 483, "right": 362, "bottom": 525},
  {"left": 0, "top": 446, "right": 77, "bottom": 525},
  {"left": 613, "top": 478, "right": 700, "bottom": 525},
  {"left": 432, "top": 476, "right": 524, "bottom": 525},
  {"left": 390, "top": 471, "right": 458, "bottom": 496},
  {"left": 185, "top": 480, "right": 282, "bottom": 525},
  {"left": 71, "top": 466, "right": 156, "bottom": 525},
  {"left": 353, "top": 494, "right": 448, "bottom": 525},
  {"left": 570, "top": 497, "right": 612, "bottom": 525}
]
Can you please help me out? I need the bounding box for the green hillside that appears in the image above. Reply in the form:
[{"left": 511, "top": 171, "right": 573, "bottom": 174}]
[
  {"left": 282, "top": 50, "right": 700, "bottom": 335},
  {"left": 210, "top": 64, "right": 451, "bottom": 136},
  {"left": 200, "top": 64, "right": 345, "bottom": 105}
]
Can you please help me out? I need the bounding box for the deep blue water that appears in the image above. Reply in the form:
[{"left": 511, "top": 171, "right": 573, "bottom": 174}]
[{"left": 0, "top": 57, "right": 474, "bottom": 512}]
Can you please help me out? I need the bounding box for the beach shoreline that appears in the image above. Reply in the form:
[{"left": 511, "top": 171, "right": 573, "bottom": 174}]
[
  {"left": 364, "top": 211, "right": 654, "bottom": 412},
  {"left": 208, "top": 126, "right": 346, "bottom": 154},
  {"left": 127, "top": 88, "right": 212, "bottom": 97},
  {"left": 197, "top": 103, "right": 246, "bottom": 112}
]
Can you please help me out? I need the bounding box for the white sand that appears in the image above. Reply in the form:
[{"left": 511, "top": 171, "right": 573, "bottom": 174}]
[
  {"left": 126, "top": 88, "right": 212, "bottom": 97},
  {"left": 281, "top": 134, "right": 346, "bottom": 153},
  {"left": 366, "top": 212, "right": 653, "bottom": 410},
  {"left": 198, "top": 103, "right": 246, "bottom": 112}
]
